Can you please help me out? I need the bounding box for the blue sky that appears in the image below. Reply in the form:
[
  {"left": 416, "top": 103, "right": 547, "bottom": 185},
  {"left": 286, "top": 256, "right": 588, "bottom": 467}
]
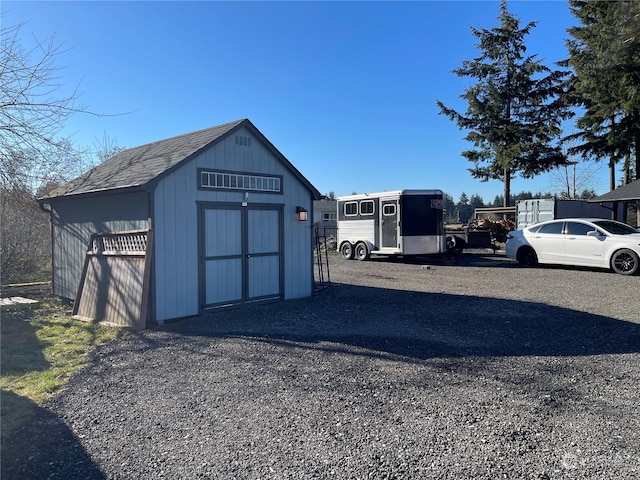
[{"left": 3, "top": 1, "right": 612, "bottom": 202}]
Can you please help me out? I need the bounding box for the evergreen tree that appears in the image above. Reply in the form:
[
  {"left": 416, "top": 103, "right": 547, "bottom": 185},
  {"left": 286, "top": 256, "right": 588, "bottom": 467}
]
[
  {"left": 563, "top": 0, "right": 640, "bottom": 188},
  {"left": 579, "top": 188, "right": 597, "bottom": 200},
  {"left": 470, "top": 194, "right": 485, "bottom": 210},
  {"left": 437, "top": 0, "right": 572, "bottom": 206},
  {"left": 443, "top": 193, "right": 457, "bottom": 223},
  {"left": 457, "top": 193, "right": 474, "bottom": 224}
]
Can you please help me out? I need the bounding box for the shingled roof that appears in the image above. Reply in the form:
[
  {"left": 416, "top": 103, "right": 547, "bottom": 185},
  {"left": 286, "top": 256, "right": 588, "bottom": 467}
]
[
  {"left": 40, "top": 118, "right": 320, "bottom": 201},
  {"left": 589, "top": 179, "right": 640, "bottom": 203}
]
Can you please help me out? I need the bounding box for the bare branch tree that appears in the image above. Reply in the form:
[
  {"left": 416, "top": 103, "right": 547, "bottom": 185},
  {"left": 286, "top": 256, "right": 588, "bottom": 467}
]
[
  {"left": 92, "top": 131, "right": 125, "bottom": 164},
  {"left": 1, "top": 187, "right": 50, "bottom": 283},
  {"left": 0, "top": 20, "right": 122, "bottom": 192},
  {"left": 549, "top": 161, "right": 601, "bottom": 199},
  {"left": 0, "top": 20, "right": 124, "bottom": 282},
  {"left": 549, "top": 140, "right": 603, "bottom": 199},
  {"left": 2, "top": 23, "right": 80, "bottom": 153}
]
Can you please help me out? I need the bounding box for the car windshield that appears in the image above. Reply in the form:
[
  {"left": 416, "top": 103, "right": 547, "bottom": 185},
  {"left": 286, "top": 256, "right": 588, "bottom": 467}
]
[{"left": 593, "top": 220, "right": 639, "bottom": 235}]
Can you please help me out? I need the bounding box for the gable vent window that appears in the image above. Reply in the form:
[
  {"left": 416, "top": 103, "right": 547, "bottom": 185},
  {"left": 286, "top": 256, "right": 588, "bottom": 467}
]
[
  {"left": 199, "top": 169, "right": 282, "bottom": 194},
  {"left": 235, "top": 135, "right": 252, "bottom": 147}
]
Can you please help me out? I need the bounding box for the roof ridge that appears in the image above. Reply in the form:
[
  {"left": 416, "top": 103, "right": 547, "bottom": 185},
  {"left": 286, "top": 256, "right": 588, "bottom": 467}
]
[{"left": 118, "top": 118, "right": 247, "bottom": 154}]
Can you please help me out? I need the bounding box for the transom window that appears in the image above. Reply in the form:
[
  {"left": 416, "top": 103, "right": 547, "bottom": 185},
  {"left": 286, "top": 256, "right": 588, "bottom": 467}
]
[{"left": 200, "top": 170, "right": 281, "bottom": 193}]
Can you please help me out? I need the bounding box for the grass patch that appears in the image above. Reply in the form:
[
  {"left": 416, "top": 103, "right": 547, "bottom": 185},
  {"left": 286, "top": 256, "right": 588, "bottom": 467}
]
[
  {"left": 2, "top": 269, "right": 52, "bottom": 286},
  {"left": 0, "top": 298, "right": 126, "bottom": 443}
]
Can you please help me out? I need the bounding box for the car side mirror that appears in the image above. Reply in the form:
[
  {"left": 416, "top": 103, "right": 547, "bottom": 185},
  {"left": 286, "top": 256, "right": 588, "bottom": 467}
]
[{"left": 586, "top": 230, "right": 603, "bottom": 237}]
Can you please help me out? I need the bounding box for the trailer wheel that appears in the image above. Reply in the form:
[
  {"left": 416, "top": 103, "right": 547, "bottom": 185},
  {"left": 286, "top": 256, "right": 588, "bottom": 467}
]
[
  {"left": 354, "top": 242, "right": 370, "bottom": 261},
  {"left": 446, "top": 235, "right": 456, "bottom": 250},
  {"left": 340, "top": 242, "right": 354, "bottom": 260},
  {"left": 446, "top": 235, "right": 466, "bottom": 253}
]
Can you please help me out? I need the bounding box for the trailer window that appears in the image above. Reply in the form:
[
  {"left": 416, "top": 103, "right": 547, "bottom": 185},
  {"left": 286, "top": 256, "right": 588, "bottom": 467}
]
[
  {"left": 383, "top": 204, "right": 396, "bottom": 216},
  {"left": 344, "top": 202, "right": 358, "bottom": 216},
  {"left": 360, "top": 200, "right": 375, "bottom": 216}
]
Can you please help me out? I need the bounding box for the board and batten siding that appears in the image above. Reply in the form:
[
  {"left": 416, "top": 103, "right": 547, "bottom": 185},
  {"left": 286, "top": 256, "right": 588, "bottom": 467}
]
[
  {"left": 152, "top": 126, "right": 314, "bottom": 323},
  {"left": 49, "top": 193, "right": 150, "bottom": 300}
]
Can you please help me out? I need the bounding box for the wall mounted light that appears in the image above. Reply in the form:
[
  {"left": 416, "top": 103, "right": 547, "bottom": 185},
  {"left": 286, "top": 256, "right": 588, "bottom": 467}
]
[{"left": 296, "top": 206, "right": 308, "bottom": 221}]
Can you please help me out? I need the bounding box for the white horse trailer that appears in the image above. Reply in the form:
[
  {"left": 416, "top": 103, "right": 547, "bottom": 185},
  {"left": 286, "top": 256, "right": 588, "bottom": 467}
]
[{"left": 337, "top": 190, "right": 446, "bottom": 260}]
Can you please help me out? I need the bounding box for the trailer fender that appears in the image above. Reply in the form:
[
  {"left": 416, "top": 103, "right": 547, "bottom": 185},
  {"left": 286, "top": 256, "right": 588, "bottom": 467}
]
[{"left": 361, "top": 239, "right": 375, "bottom": 253}]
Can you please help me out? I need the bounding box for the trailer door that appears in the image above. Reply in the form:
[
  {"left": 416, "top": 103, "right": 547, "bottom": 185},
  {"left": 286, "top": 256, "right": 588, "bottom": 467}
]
[{"left": 380, "top": 198, "right": 399, "bottom": 248}]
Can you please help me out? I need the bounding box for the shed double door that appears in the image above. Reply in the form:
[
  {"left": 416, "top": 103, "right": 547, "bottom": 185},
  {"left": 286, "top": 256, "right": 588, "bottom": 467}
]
[{"left": 200, "top": 204, "right": 283, "bottom": 308}]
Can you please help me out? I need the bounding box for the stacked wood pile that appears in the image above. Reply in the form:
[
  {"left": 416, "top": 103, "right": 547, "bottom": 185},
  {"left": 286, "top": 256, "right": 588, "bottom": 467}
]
[{"left": 468, "top": 218, "right": 516, "bottom": 242}]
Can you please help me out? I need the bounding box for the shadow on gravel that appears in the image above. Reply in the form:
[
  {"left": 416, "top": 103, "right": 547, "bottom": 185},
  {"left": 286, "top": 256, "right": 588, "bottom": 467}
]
[
  {"left": 361, "top": 252, "right": 630, "bottom": 274},
  {"left": 1, "top": 390, "right": 105, "bottom": 480},
  {"left": 365, "top": 253, "right": 512, "bottom": 268},
  {"left": 167, "top": 283, "right": 640, "bottom": 360}
]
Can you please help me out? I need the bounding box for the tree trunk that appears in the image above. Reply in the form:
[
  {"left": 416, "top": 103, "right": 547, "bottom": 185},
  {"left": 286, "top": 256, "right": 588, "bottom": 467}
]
[
  {"left": 634, "top": 127, "right": 640, "bottom": 180},
  {"left": 609, "top": 116, "right": 616, "bottom": 190},
  {"left": 503, "top": 166, "right": 511, "bottom": 207},
  {"left": 623, "top": 155, "right": 630, "bottom": 185},
  {"left": 609, "top": 156, "right": 616, "bottom": 191}
]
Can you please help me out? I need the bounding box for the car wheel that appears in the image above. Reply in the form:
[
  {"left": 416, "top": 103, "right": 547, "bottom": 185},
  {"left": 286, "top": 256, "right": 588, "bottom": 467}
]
[
  {"left": 518, "top": 247, "right": 538, "bottom": 267},
  {"left": 340, "top": 242, "right": 354, "bottom": 260},
  {"left": 610, "top": 249, "right": 639, "bottom": 275},
  {"left": 354, "top": 241, "right": 370, "bottom": 261}
]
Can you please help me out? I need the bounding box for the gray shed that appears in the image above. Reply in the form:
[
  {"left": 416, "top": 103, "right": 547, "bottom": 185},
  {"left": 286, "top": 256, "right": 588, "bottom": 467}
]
[
  {"left": 39, "top": 119, "right": 321, "bottom": 326},
  {"left": 589, "top": 179, "right": 640, "bottom": 227},
  {"left": 589, "top": 179, "right": 640, "bottom": 203}
]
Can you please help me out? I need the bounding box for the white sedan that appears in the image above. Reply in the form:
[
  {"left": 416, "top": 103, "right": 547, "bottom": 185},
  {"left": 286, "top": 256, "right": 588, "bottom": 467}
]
[{"left": 505, "top": 218, "right": 640, "bottom": 275}]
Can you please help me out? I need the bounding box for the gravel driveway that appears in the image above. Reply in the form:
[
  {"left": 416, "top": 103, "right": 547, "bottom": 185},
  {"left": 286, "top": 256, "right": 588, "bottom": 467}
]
[{"left": 4, "top": 251, "right": 640, "bottom": 479}]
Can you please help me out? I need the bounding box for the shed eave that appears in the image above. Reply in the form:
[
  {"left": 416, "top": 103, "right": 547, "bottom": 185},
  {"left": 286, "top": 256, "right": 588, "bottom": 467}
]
[
  {"left": 588, "top": 180, "right": 640, "bottom": 203},
  {"left": 37, "top": 184, "right": 147, "bottom": 204}
]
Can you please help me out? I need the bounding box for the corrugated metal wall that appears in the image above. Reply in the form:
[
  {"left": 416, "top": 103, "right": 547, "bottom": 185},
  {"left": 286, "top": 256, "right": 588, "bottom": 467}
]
[
  {"left": 50, "top": 193, "right": 150, "bottom": 300},
  {"left": 153, "top": 126, "right": 313, "bottom": 323}
]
